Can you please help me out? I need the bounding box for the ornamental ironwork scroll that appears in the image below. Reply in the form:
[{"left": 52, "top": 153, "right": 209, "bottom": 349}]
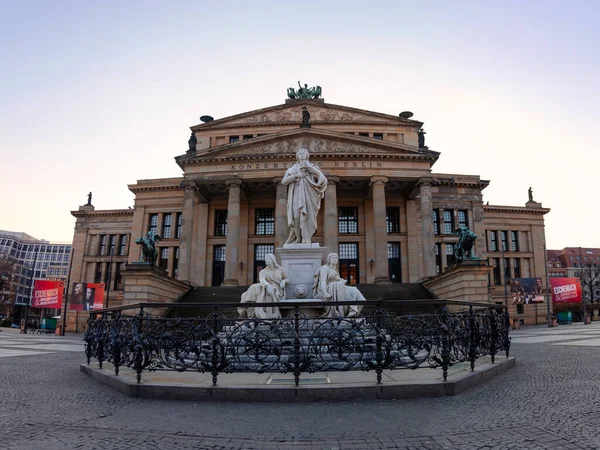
[{"left": 84, "top": 301, "right": 510, "bottom": 387}]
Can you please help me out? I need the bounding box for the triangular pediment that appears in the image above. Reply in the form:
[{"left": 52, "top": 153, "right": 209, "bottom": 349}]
[
  {"left": 177, "top": 128, "right": 439, "bottom": 166},
  {"left": 191, "top": 100, "right": 422, "bottom": 130}
]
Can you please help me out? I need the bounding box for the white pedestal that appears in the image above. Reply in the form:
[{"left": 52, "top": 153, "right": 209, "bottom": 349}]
[{"left": 276, "top": 244, "right": 327, "bottom": 300}]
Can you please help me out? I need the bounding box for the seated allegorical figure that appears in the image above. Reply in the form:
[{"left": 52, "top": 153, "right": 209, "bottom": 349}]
[
  {"left": 238, "top": 253, "right": 288, "bottom": 319},
  {"left": 313, "top": 253, "right": 365, "bottom": 317}
]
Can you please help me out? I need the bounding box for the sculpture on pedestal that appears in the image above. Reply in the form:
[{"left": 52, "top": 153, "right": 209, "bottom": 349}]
[
  {"left": 454, "top": 227, "right": 478, "bottom": 262},
  {"left": 313, "top": 253, "right": 365, "bottom": 317},
  {"left": 86, "top": 192, "right": 93, "bottom": 206},
  {"left": 282, "top": 149, "right": 327, "bottom": 244},
  {"left": 287, "top": 82, "right": 322, "bottom": 100},
  {"left": 135, "top": 231, "right": 162, "bottom": 265},
  {"left": 238, "top": 254, "right": 288, "bottom": 319}
]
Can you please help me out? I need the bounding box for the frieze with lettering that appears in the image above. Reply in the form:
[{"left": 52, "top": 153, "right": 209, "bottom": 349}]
[{"left": 229, "top": 161, "right": 384, "bottom": 171}]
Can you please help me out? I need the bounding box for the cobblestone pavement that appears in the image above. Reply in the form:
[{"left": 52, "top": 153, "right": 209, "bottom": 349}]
[{"left": 1, "top": 324, "right": 600, "bottom": 449}]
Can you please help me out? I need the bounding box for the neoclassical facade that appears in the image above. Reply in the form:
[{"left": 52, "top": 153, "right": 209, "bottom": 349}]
[{"left": 68, "top": 94, "right": 549, "bottom": 328}]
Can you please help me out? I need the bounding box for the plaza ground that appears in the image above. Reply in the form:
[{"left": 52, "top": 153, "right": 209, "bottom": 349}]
[{"left": 1, "top": 324, "right": 600, "bottom": 449}]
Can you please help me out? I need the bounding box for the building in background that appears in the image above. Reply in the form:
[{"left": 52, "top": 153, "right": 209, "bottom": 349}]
[
  {"left": 68, "top": 88, "right": 550, "bottom": 329},
  {"left": 547, "top": 247, "right": 600, "bottom": 311},
  {"left": 0, "top": 230, "right": 71, "bottom": 325}
]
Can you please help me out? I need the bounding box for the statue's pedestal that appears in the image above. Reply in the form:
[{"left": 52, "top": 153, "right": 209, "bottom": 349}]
[
  {"left": 276, "top": 244, "right": 327, "bottom": 312},
  {"left": 121, "top": 263, "right": 191, "bottom": 316}
]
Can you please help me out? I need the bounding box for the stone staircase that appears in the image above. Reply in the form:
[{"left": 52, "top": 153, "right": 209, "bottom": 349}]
[{"left": 166, "top": 283, "right": 440, "bottom": 319}]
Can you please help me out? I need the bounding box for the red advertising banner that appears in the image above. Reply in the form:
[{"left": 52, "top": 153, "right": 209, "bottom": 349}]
[
  {"left": 32, "top": 280, "right": 64, "bottom": 309},
  {"left": 550, "top": 278, "right": 582, "bottom": 303},
  {"left": 70, "top": 282, "right": 105, "bottom": 311}
]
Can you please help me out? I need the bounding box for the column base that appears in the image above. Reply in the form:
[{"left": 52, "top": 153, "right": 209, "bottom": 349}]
[
  {"left": 374, "top": 276, "right": 392, "bottom": 284},
  {"left": 222, "top": 279, "right": 240, "bottom": 287}
]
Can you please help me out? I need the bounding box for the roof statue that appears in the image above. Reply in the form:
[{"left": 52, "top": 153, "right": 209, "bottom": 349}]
[
  {"left": 418, "top": 129, "right": 427, "bottom": 149},
  {"left": 287, "top": 81, "right": 322, "bottom": 100},
  {"left": 86, "top": 192, "right": 92, "bottom": 206},
  {"left": 187, "top": 132, "right": 197, "bottom": 153},
  {"left": 528, "top": 187, "right": 533, "bottom": 202}
]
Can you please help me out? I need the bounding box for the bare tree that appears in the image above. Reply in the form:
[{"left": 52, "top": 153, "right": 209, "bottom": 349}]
[{"left": 576, "top": 263, "right": 600, "bottom": 310}]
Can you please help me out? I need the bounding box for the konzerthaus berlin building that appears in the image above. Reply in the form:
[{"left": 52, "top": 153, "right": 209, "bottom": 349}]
[{"left": 68, "top": 88, "right": 550, "bottom": 329}]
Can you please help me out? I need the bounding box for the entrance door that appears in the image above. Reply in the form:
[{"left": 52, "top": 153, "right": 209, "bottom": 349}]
[
  {"left": 339, "top": 243, "right": 359, "bottom": 285},
  {"left": 388, "top": 242, "right": 401, "bottom": 283},
  {"left": 212, "top": 245, "right": 226, "bottom": 286}
]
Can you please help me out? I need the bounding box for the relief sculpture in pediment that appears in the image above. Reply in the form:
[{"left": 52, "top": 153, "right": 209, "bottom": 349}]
[
  {"left": 213, "top": 138, "right": 379, "bottom": 158},
  {"left": 229, "top": 106, "right": 391, "bottom": 125}
]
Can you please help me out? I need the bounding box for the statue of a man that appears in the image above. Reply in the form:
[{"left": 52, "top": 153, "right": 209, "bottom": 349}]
[
  {"left": 86, "top": 192, "right": 92, "bottom": 206},
  {"left": 282, "top": 149, "right": 327, "bottom": 244},
  {"left": 187, "top": 132, "right": 197, "bottom": 152},
  {"left": 418, "top": 129, "right": 426, "bottom": 149},
  {"left": 301, "top": 106, "right": 311, "bottom": 127},
  {"left": 528, "top": 187, "right": 533, "bottom": 202}
]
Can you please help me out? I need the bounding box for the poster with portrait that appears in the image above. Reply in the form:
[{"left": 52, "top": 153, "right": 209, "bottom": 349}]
[
  {"left": 509, "top": 278, "right": 544, "bottom": 304},
  {"left": 550, "top": 278, "right": 582, "bottom": 303},
  {"left": 31, "top": 280, "right": 64, "bottom": 309},
  {"left": 69, "top": 282, "right": 105, "bottom": 311}
]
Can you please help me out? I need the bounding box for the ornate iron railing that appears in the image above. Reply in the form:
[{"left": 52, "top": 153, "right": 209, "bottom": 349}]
[{"left": 83, "top": 300, "right": 510, "bottom": 386}]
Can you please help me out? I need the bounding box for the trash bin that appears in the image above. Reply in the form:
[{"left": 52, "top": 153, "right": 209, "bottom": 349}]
[
  {"left": 511, "top": 318, "right": 520, "bottom": 330},
  {"left": 551, "top": 315, "right": 558, "bottom": 327},
  {"left": 41, "top": 318, "right": 57, "bottom": 331},
  {"left": 557, "top": 311, "right": 572, "bottom": 325}
]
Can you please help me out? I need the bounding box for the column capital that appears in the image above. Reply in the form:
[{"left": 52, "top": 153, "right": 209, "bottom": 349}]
[
  {"left": 180, "top": 180, "right": 197, "bottom": 191},
  {"left": 328, "top": 176, "right": 340, "bottom": 185},
  {"left": 225, "top": 178, "right": 242, "bottom": 188},
  {"left": 370, "top": 176, "right": 388, "bottom": 186},
  {"left": 417, "top": 177, "right": 435, "bottom": 188},
  {"left": 272, "top": 177, "right": 282, "bottom": 185}
]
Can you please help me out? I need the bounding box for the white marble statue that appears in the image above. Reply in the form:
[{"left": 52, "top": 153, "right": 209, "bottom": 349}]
[
  {"left": 282, "top": 148, "right": 327, "bottom": 244},
  {"left": 313, "top": 253, "right": 365, "bottom": 317},
  {"left": 238, "top": 253, "right": 288, "bottom": 319}
]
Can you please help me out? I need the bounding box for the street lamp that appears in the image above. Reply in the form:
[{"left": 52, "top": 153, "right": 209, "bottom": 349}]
[{"left": 579, "top": 246, "right": 588, "bottom": 324}]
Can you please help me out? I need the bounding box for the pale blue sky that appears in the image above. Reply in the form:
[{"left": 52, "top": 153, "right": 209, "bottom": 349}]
[{"left": 1, "top": 1, "right": 598, "bottom": 248}]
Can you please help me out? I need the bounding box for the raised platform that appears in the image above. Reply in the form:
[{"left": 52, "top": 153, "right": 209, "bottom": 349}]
[{"left": 80, "top": 355, "right": 515, "bottom": 402}]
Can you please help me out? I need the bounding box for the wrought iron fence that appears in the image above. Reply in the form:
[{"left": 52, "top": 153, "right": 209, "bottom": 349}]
[{"left": 83, "top": 300, "right": 510, "bottom": 386}]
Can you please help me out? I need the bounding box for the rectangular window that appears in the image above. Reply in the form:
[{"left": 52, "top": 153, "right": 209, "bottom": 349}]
[
  {"left": 254, "top": 244, "right": 274, "bottom": 283},
  {"left": 443, "top": 210, "right": 454, "bottom": 234},
  {"left": 445, "top": 243, "right": 456, "bottom": 266},
  {"left": 358, "top": 132, "right": 369, "bottom": 137},
  {"left": 386, "top": 207, "right": 400, "bottom": 234},
  {"left": 511, "top": 231, "right": 519, "bottom": 252},
  {"left": 109, "top": 235, "right": 116, "bottom": 255},
  {"left": 513, "top": 258, "right": 521, "bottom": 278},
  {"left": 458, "top": 210, "right": 468, "bottom": 229},
  {"left": 388, "top": 242, "right": 401, "bottom": 283},
  {"left": 119, "top": 235, "right": 128, "bottom": 256},
  {"left": 115, "top": 263, "right": 122, "bottom": 290},
  {"left": 504, "top": 258, "right": 511, "bottom": 282},
  {"left": 214, "top": 210, "right": 228, "bottom": 236},
  {"left": 98, "top": 235, "right": 107, "bottom": 256},
  {"left": 176, "top": 213, "right": 183, "bottom": 239},
  {"left": 516, "top": 304, "right": 524, "bottom": 315},
  {"left": 493, "top": 258, "right": 501, "bottom": 285},
  {"left": 162, "top": 214, "right": 172, "bottom": 239},
  {"left": 338, "top": 207, "right": 358, "bottom": 234},
  {"left": 94, "top": 263, "right": 102, "bottom": 283},
  {"left": 159, "top": 248, "right": 169, "bottom": 271},
  {"left": 212, "top": 245, "right": 226, "bottom": 286},
  {"left": 490, "top": 231, "right": 498, "bottom": 252},
  {"left": 243, "top": 134, "right": 254, "bottom": 140},
  {"left": 338, "top": 243, "right": 359, "bottom": 285},
  {"left": 148, "top": 214, "right": 158, "bottom": 235},
  {"left": 501, "top": 231, "right": 508, "bottom": 252},
  {"left": 172, "top": 247, "right": 179, "bottom": 278},
  {"left": 435, "top": 243, "right": 442, "bottom": 275},
  {"left": 229, "top": 136, "right": 239, "bottom": 143},
  {"left": 433, "top": 210, "right": 440, "bottom": 235},
  {"left": 255, "top": 208, "right": 275, "bottom": 235},
  {"left": 104, "top": 262, "right": 111, "bottom": 283},
  {"left": 373, "top": 133, "right": 383, "bottom": 140}
]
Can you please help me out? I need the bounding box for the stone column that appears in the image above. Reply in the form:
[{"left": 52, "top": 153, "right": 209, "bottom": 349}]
[
  {"left": 223, "top": 179, "right": 242, "bottom": 286},
  {"left": 323, "top": 176, "right": 339, "bottom": 255},
  {"left": 419, "top": 177, "right": 436, "bottom": 277},
  {"left": 370, "top": 176, "right": 390, "bottom": 283},
  {"left": 177, "top": 181, "right": 196, "bottom": 282},
  {"left": 274, "top": 178, "right": 288, "bottom": 248}
]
